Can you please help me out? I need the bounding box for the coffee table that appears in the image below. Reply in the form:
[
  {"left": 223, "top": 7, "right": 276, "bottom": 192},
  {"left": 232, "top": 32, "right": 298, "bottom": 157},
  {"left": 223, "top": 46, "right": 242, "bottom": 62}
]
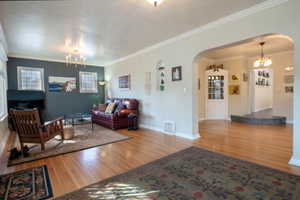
[{"left": 64, "top": 113, "right": 94, "bottom": 130}]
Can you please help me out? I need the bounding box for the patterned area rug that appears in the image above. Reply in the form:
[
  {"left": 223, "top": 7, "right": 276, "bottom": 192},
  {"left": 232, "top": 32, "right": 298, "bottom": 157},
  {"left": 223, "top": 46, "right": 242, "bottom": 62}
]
[
  {"left": 56, "top": 147, "right": 300, "bottom": 200},
  {"left": 0, "top": 165, "right": 53, "bottom": 200},
  {"left": 8, "top": 124, "right": 130, "bottom": 166}
]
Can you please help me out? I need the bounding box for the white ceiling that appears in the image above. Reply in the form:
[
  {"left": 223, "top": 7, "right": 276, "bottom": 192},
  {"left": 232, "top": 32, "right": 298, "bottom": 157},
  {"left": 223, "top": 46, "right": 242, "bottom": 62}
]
[
  {"left": 0, "top": 0, "right": 268, "bottom": 66},
  {"left": 202, "top": 34, "right": 294, "bottom": 60}
]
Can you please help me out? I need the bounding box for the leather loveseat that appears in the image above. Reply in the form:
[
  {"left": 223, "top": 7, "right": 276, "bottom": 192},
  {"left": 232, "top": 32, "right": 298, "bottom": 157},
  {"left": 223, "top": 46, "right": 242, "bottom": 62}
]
[{"left": 91, "top": 98, "right": 139, "bottom": 130}]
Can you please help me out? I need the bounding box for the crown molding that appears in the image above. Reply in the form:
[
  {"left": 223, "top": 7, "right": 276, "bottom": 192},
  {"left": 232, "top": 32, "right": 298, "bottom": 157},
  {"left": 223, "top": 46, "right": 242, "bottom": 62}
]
[
  {"left": 8, "top": 53, "right": 104, "bottom": 67},
  {"left": 106, "top": 0, "right": 289, "bottom": 66}
]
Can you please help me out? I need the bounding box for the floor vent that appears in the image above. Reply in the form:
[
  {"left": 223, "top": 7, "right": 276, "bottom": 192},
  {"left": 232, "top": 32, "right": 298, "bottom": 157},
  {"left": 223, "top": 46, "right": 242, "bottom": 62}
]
[{"left": 163, "top": 121, "right": 176, "bottom": 134}]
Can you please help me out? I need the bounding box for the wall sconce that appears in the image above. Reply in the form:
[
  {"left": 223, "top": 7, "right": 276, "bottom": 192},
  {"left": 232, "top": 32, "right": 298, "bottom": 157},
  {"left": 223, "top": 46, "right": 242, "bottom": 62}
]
[
  {"left": 98, "top": 81, "right": 107, "bottom": 86},
  {"left": 285, "top": 66, "right": 294, "bottom": 72}
]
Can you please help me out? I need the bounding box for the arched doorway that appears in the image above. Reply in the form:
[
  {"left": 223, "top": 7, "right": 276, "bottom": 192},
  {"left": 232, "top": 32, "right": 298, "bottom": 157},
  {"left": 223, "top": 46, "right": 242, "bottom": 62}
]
[{"left": 192, "top": 33, "right": 296, "bottom": 165}]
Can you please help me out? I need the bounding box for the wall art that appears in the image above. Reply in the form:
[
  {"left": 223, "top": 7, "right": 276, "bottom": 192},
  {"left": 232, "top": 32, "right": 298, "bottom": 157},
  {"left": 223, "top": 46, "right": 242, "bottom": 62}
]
[
  {"left": 119, "top": 74, "right": 131, "bottom": 90},
  {"left": 172, "top": 66, "right": 182, "bottom": 81},
  {"left": 49, "top": 76, "right": 76, "bottom": 92}
]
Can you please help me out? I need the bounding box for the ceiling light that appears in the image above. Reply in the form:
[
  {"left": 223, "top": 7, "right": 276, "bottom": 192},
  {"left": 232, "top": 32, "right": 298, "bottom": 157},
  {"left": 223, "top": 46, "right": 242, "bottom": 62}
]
[
  {"left": 253, "top": 42, "right": 272, "bottom": 68},
  {"left": 146, "top": 0, "right": 164, "bottom": 7},
  {"left": 285, "top": 66, "right": 294, "bottom": 71},
  {"left": 65, "top": 48, "right": 86, "bottom": 67}
]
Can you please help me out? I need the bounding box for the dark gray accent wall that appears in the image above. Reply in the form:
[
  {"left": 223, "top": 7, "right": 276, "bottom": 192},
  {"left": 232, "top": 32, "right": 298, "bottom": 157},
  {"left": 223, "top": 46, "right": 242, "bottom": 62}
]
[{"left": 7, "top": 57, "right": 105, "bottom": 121}]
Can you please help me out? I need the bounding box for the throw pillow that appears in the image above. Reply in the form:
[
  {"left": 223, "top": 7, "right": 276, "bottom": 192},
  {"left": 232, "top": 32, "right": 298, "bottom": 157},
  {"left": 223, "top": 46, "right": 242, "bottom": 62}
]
[
  {"left": 98, "top": 104, "right": 107, "bottom": 112},
  {"left": 105, "top": 102, "right": 116, "bottom": 114},
  {"left": 114, "top": 103, "right": 125, "bottom": 113}
]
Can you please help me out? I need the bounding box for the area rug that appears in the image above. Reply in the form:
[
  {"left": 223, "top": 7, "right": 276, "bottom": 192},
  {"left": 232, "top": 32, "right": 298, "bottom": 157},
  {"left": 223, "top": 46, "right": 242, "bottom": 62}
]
[
  {"left": 8, "top": 124, "right": 130, "bottom": 166},
  {"left": 56, "top": 147, "right": 300, "bottom": 200},
  {"left": 0, "top": 165, "right": 53, "bottom": 200}
]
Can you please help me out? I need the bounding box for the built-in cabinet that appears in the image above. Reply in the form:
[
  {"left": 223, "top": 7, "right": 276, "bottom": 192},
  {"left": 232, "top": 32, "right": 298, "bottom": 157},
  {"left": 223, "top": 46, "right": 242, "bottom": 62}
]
[{"left": 205, "top": 69, "right": 228, "bottom": 119}]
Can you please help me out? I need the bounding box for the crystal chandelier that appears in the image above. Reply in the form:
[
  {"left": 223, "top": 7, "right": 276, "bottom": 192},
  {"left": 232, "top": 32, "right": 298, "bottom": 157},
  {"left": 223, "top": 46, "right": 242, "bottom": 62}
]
[
  {"left": 65, "top": 48, "right": 86, "bottom": 67},
  {"left": 253, "top": 42, "right": 272, "bottom": 68},
  {"left": 146, "top": 0, "right": 164, "bottom": 7}
]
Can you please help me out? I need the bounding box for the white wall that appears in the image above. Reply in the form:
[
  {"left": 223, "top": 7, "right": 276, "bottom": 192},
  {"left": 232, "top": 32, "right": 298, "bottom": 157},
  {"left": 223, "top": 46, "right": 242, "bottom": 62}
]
[
  {"left": 106, "top": 0, "right": 300, "bottom": 164},
  {"left": 0, "top": 23, "right": 8, "bottom": 121},
  {"left": 0, "top": 23, "right": 8, "bottom": 157}
]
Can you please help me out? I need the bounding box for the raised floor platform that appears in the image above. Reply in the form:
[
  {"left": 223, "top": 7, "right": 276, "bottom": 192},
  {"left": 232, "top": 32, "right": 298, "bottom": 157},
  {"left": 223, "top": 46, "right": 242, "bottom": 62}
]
[{"left": 231, "top": 109, "right": 286, "bottom": 125}]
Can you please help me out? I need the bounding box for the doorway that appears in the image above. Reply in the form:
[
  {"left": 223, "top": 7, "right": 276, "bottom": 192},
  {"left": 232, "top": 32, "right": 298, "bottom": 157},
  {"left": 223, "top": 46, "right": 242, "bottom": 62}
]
[
  {"left": 205, "top": 69, "right": 228, "bottom": 120},
  {"left": 195, "top": 34, "right": 294, "bottom": 124}
]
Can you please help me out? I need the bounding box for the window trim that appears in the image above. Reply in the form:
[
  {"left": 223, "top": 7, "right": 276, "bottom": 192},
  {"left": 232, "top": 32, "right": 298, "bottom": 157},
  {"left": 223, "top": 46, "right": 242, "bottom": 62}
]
[
  {"left": 79, "top": 71, "right": 98, "bottom": 93},
  {"left": 17, "top": 66, "right": 45, "bottom": 91}
]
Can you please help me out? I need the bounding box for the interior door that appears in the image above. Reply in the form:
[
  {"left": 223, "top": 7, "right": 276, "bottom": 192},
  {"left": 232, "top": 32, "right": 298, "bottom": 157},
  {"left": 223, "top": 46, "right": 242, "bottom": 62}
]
[{"left": 206, "top": 69, "right": 228, "bottom": 119}]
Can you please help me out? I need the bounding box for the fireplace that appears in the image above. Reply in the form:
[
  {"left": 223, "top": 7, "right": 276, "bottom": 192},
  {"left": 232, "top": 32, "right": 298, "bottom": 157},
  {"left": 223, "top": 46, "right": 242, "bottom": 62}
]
[{"left": 7, "top": 90, "right": 45, "bottom": 130}]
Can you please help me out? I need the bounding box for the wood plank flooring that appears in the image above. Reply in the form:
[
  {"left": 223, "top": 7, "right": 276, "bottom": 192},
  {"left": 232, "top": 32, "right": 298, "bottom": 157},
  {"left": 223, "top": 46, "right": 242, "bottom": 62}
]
[{"left": 1, "top": 120, "right": 299, "bottom": 198}]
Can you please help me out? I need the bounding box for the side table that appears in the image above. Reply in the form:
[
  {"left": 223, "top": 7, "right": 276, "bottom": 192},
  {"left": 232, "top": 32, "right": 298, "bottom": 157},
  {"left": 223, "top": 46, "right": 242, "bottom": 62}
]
[{"left": 128, "top": 113, "right": 138, "bottom": 130}]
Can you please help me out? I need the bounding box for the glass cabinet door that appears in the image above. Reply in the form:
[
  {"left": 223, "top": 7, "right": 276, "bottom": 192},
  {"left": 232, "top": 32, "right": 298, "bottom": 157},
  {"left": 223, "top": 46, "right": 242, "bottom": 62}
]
[{"left": 208, "top": 75, "right": 224, "bottom": 100}]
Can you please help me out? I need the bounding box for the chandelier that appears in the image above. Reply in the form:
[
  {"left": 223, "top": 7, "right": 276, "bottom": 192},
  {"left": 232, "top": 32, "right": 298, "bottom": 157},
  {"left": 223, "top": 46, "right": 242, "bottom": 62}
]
[
  {"left": 65, "top": 48, "right": 86, "bottom": 67},
  {"left": 253, "top": 42, "right": 272, "bottom": 68},
  {"left": 146, "top": 0, "right": 164, "bottom": 7}
]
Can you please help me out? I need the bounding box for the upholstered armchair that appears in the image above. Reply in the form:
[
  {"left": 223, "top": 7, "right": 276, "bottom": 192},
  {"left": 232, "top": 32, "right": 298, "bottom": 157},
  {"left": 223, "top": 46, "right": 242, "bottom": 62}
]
[{"left": 10, "top": 109, "right": 64, "bottom": 152}]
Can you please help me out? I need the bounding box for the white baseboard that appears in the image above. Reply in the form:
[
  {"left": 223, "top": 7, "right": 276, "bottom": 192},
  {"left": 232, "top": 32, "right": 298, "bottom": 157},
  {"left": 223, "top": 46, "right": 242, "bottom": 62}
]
[
  {"left": 286, "top": 120, "right": 294, "bottom": 124},
  {"left": 289, "top": 155, "right": 300, "bottom": 166},
  {"left": 140, "top": 124, "right": 200, "bottom": 140}
]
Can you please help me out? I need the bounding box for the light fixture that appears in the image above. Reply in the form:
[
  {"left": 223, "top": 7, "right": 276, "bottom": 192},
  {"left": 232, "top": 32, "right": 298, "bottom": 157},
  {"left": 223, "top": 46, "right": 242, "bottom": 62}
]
[
  {"left": 146, "top": 0, "right": 164, "bottom": 7},
  {"left": 285, "top": 66, "right": 294, "bottom": 71},
  {"left": 65, "top": 48, "right": 86, "bottom": 67},
  {"left": 98, "top": 81, "right": 107, "bottom": 86},
  {"left": 253, "top": 42, "right": 272, "bottom": 68}
]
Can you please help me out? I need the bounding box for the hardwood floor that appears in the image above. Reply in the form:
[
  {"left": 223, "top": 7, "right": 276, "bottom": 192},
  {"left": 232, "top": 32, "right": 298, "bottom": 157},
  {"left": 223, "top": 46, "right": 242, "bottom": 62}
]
[{"left": 1, "top": 120, "right": 299, "bottom": 198}]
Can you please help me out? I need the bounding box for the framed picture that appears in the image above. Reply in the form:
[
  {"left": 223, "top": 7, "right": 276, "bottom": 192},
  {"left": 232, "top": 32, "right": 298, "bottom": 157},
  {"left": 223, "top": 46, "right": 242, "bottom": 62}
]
[
  {"left": 49, "top": 76, "right": 76, "bottom": 92},
  {"left": 258, "top": 71, "right": 262, "bottom": 76},
  {"left": 229, "top": 85, "right": 240, "bottom": 95},
  {"left": 232, "top": 74, "right": 239, "bottom": 81},
  {"left": 243, "top": 73, "right": 248, "bottom": 82},
  {"left": 171, "top": 66, "right": 182, "bottom": 81},
  {"left": 285, "top": 86, "right": 294, "bottom": 93},
  {"left": 119, "top": 74, "right": 131, "bottom": 90}
]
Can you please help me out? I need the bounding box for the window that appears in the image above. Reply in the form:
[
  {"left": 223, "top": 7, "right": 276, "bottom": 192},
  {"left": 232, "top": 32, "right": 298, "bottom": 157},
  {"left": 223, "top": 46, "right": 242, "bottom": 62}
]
[
  {"left": 79, "top": 71, "right": 98, "bottom": 93},
  {"left": 17, "top": 67, "right": 44, "bottom": 91}
]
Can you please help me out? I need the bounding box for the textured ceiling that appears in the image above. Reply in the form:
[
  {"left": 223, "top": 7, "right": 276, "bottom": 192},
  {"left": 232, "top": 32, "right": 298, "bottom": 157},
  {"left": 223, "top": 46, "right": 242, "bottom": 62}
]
[
  {"left": 202, "top": 34, "right": 294, "bottom": 60},
  {"left": 0, "top": 0, "right": 267, "bottom": 66}
]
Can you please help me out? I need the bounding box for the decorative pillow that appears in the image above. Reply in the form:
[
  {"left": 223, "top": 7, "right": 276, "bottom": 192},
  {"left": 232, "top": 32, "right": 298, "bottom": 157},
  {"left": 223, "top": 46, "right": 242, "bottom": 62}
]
[
  {"left": 114, "top": 103, "right": 125, "bottom": 113},
  {"left": 105, "top": 102, "right": 116, "bottom": 114},
  {"left": 98, "top": 104, "right": 107, "bottom": 112}
]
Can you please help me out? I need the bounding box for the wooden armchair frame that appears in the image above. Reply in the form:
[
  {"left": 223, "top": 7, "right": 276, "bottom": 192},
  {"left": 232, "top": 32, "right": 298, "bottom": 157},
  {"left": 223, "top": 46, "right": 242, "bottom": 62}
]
[{"left": 10, "top": 109, "right": 64, "bottom": 152}]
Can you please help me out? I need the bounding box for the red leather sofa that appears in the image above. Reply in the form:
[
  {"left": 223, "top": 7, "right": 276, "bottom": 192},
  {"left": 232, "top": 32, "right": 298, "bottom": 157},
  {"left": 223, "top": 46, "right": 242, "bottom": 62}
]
[{"left": 91, "top": 98, "right": 139, "bottom": 130}]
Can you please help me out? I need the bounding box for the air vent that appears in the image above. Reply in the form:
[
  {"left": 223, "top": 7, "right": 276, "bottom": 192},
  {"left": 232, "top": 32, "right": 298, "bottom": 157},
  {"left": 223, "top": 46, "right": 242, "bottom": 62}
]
[{"left": 163, "top": 121, "right": 176, "bottom": 134}]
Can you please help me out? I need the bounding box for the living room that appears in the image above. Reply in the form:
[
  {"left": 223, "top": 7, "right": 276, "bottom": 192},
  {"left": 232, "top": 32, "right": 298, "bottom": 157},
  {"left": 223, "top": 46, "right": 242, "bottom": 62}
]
[{"left": 1, "top": 0, "right": 300, "bottom": 199}]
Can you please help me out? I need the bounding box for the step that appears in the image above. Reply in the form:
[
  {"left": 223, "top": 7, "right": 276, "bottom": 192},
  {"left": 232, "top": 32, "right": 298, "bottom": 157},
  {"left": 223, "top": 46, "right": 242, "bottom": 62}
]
[{"left": 231, "top": 115, "right": 286, "bottom": 125}]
